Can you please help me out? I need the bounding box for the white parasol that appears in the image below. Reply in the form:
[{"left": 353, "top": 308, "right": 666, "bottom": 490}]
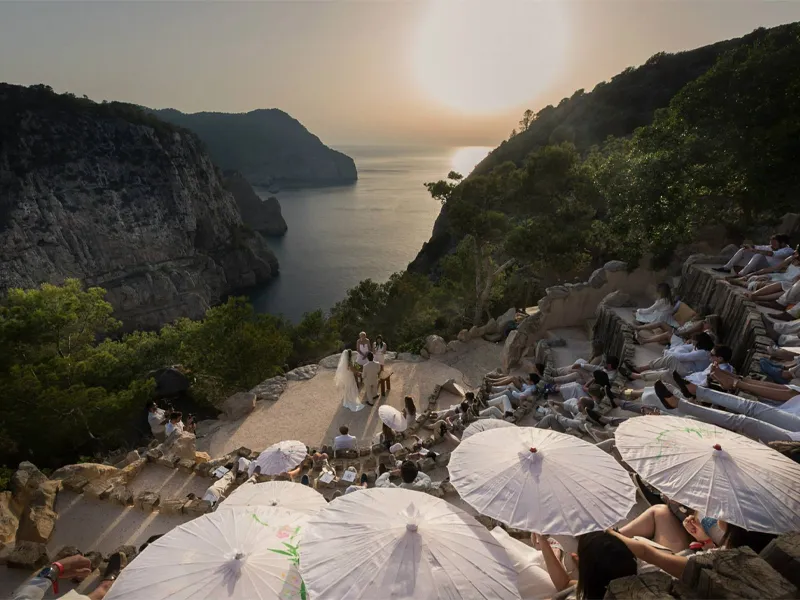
[
  {"left": 449, "top": 427, "right": 636, "bottom": 535},
  {"left": 222, "top": 481, "right": 327, "bottom": 515},
  {"left": 462, "top": 418, "right": 515, "bottom": 440},
  {"left": 105, "top": 506, "right": 308, "bottom": 600},
  {"left": 615, "top": 415, "right": 800, "bottom": 533},
  {"left": 378, "top": 405, "right": 408, "bottom": 431},
  {"left": 254, "top": 440, "right": 307, "bottom": 476},
  {"left": 299, "top": 487, "right": 520, "bottom": 599}
]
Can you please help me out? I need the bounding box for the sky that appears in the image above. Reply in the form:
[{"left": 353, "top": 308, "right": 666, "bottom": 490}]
[{"left": 1, "top": 1, "right": 799, "bottom": 147}]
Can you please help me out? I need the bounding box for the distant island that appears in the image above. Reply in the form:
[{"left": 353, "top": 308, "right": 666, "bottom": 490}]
[{"left": 153, "top": 108, "right": 358, "bottom": 188}]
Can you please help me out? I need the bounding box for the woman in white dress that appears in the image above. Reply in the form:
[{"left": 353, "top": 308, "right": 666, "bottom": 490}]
[
  {"left": 634, "top": 283, "right": 680, "bottom": 329},
  {"left": 335, "top": 350, "right": 364, "bottom": 412},
  {"left": 373, "top": 335, "right": 387, "bottom": 365},
  {"left": 355, "top": 332, "right": 372, "bottom": 367}
]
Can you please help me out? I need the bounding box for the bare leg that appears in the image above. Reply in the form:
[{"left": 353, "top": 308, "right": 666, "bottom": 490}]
[
  {"left": 744, "top": 282, "right": 783, "bottom": 300},
  {"left": 619, "top": 505, "right": 691, "bottom": 553},
  {"left": 637, "top": 330, "right": 672, "bottom": 345},
  {"left": 711, "top": 367, "right": 797, "bottom": 402},
  {"left": 634, "top": 321, "right": 669, "bottom": 332}
]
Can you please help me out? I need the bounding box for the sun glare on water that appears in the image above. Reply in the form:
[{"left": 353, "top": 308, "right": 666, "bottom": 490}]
[
  {"left": 412, "top": 0, "right": 570, "bottom": 114},
  {"left": 450, "top": 146, "right": 493, "bottom": 177}
]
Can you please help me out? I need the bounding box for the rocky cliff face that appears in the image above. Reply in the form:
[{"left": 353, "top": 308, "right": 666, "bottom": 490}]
[
  {"left": 0, "top": 84, "right": 279, "bottom": 330},
  {"left": 223, "top": 171, "right": 287, "bottom": 237},
  {"left": 153, "top": 108, "right": 357, "bottom": 187}
]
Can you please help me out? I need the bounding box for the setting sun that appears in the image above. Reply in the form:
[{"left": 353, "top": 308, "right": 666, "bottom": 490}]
[{"left": 411, "top": 0, "right": 570, "bottom": 114}]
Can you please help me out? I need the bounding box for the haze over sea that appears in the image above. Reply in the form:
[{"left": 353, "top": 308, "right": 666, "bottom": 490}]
[{"left": 250, "top": 145, "right": 491, "bottom": 322}]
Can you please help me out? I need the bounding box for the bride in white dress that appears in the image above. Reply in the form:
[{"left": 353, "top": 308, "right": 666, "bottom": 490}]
[{"left": 335, "top": 350, "right": 364, "bottom": 412}]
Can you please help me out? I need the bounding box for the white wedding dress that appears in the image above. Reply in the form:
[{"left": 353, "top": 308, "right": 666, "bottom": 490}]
[{"left": 335, "top": 351, "right": 364, "bottom": 412}]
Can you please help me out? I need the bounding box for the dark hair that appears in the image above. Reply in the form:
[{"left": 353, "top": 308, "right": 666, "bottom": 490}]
[
  {"left": 367, "top": 352, "right": 374, "bottom": 361},
  {"left": 656, "top": 282, "right": 673, "bottom": 302},
  {"left": 382, "top": 423, "right": 395, "bottom": 443},
  {"left": 592, "top": 370, "right": 613, "bottom": 399},
  {"left": 713, "top": 345, "right": 733, "bottom": 363},
  {"left": 721, "top": 524, "right": 776, "bottom": 554},
  {"left": 606, "top": 356, "right": 620, "bottom": 370},
  {"left": 399, "top": 460, "right": 418, "bottom": 484},
  {"left": 586, "top": 384, "right": 604, "bottom": 400},
  {"left": 435, "top": 421, "right": 447, "bottom": 439},
  {"left": 576, "top": 532, "right": 637, "bottom": 600},
  {"left": 459, "top": 401, "right": 469, "bottom": 413},
  {"left": 529, "top": 373, "right": 541, "bottom": 384},
  {"left": 339, "top": 425, "right": 349, "bottom": 435},
  {"left": 169, "top": 411, "right": 181, "bottom": 421},
  {"left": 146, "top": 401, "right": 156, "bottom": 411},
  {"left": 775, "top": 234, "right": 790, "bottom": 245},
  {"left": 694, "top": 332, "right": 715, "bottom": 352},
  {"left": 139, "top": 533, "right": 164, "bottom": 553},
  {"left": 404, "top": 396, "right": 417, "bottom": 416},
  {"left": 465, "top": 391, "right": 475, "bottom": 401},
  {"left": 535, "top": 363, "right": 547, "bottom": 376}
]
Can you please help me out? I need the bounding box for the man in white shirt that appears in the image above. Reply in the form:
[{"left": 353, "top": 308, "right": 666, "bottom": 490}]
[
  {"left": 202, "top": 462, "right": 239, "bottom": 509},
  {"left": 632, "top": 332, "right": 714, "bottom": 382},
  {"left": 333, "top": 425, "right": 358, "bottom": 455},
  {"left": 714, "top": 234, "right": 793, "bottom": 276},
  {"left": 165, "top": 412, "right": 185, "bottom": 437},
  {"left": 362, "top": 353, "right": 382, "bottom": 406},
  {"left": 375, "top": 460, "right": 432, "bottom": 492},
  {"left": 686, "top": 345, "right": 735, "bottom": 388},
  {"left": 146, "top": 401, "right": 168, "bottom": 441}
]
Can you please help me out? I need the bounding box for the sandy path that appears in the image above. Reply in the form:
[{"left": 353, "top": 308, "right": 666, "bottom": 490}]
[{"left": 198, "top": 357, "right": 476, "bottom": 457}]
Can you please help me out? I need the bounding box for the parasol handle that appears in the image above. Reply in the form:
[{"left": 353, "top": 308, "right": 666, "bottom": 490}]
[{"left": 406, "top": 523, "right": 418, "bottom": 532}]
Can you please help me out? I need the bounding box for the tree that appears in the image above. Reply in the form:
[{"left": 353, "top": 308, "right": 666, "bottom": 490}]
[
  {"left": 426, "top": 167, "right": 517, "bottom": 324},
  {"left": 519, "top": 109, "right": 535, "bottom": 131}
]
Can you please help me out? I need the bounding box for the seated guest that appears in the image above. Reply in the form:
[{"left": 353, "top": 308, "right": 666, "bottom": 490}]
[
  {"left": 202, "top": 461, "right": 239, "bottom": 509},
  {"left": 146, "top": 401, "right": 168, "bottom": 441},
  {"left": 333, "top": 425, "right": 358, "bottom": 456},
  {"left": 487, "top": 373, "right": 540, "bottom": 406},
  {"left": 634, "top": 283, "right": 680, "bottom": 328},
  {"left": 711, "top": 366, "right": 800, "bottom": 411},
  {"left": 759, "top": 354, "right": 800, "bottom": 385},
  {"left": 430, "top": 400, "right": 470, "bottom": 421},
  {"left": 631, "top": 332, "right": 714, "bottom": 382},
  {"left": 375, "top": 460, "right": 432, "bottom": 491},
  {"left": 402, "top": 396, "right": 417, "bottom": 422},
  {"left": 686, "top": 345, "right": 734, "bottom": 387},
  {"left": 727, "top": 247, "right": 800, "bottom": 291},
  {"left": 552, "top": 356, "right": 620, "bottom": 385},
  {"left": 549, "top": 383, "right": 605, "bottom": 418},
  {"left": 553, "top": 370, "right": 613, "bottom": 404},
  {"left": 165, "top": 411, "right": 184, "bottom": 437},
  {"left": 713, "top": 233, "right": 793, "bottom": 276}
]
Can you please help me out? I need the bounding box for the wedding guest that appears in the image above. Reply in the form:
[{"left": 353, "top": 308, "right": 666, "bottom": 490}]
[
  {"left": 402, "top": 396, "right": 417, "bottom": 422},
  {"left": 634, "top": 283, "right": 680, "bottom": 329},
  {"left": 333, "top": 425, "right": 358, "bottom": 456},
  {"left": 373, "top": 335, "right": 388, "bottom": 365},
  {"left": 355, "top": 332, "right": 372, "bottom": 366},
  {"left": 363, "top": 352, "right": 381, "bottom": 405},
  {"left": 713, "top": 234, "right": 793, "bottom": 276},
  {"left": 146, "top": 401, "right": 168, "bottom": 441},
  {"left": 375, "top": 460, "right": 432, "bottom": 492}
]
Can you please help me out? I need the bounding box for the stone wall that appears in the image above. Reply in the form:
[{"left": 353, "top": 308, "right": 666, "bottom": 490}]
[{"left": 504, "top": 261, "right": 666, "bottom": 370}]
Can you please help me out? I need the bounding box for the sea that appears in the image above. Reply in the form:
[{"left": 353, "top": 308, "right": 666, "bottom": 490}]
[{"left": 248, "top": 145, "right": 492, "bottom": 322}]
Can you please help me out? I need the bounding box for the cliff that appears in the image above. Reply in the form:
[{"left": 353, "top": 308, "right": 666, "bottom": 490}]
[
  {"left": 408, "top": 27, "right": 765, "bottom": 276},
  {"left": 222, "top": 171, "right": 287, "bottom": 237},
  {"left": 0, "top": 83, "right": 279, "bottom": 330},
  {"left": 153, "top": 108, "right": 357, "bottom": 187}
]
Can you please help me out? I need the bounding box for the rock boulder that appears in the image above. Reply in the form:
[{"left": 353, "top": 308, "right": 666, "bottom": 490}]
[
  {"left": 222, "top": 392, "right": 257, "bottom": 420},
  {"left": 249, "top": 375, "right": 288, "bottom": 402},
  {"left": 285, "top": 365, "right": 318, "bottom": 381},
  {"left": 495, "top": 308, "right": 517, "bottom": 333},
  {"left": 425, "top": 335, "right": 447, "bottom": 355},
  {"left": 51, "top": 463, "right": 118, "bottom": 487},
  {"left": 446, "top": 340, "right": 464, "bottom": 353},
  {"left": 16, "top": 480, "right": 59, "bottom": 544},
  {"left": 457, "top": 329, "right": 470, "bottom": 343},
  {"left": 6, "top": 540, "right": 49, "bottom": 570},
  {"left": 0, "top": 491, "right": 21, "bottom": 545},
  {"left": 318, "top": 354, "right": 342, "bottom": 369},
  {"left": 600, "top": 290, "right": 633, "bottom": 308},
  {"left": 151, "top": 367, "right": 190, "bottom": 399},
  {"left": 159, "top": 432, "right": 197, "bottom": 462}
]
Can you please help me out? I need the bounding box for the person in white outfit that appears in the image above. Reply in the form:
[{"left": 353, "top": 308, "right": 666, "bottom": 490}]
[
  {"left": 355, "top": 332, "right": 372, "bottom": 367},
  {"left": 631, "top": 332, "right": 714, "bottom": 382},
  {"left": 714, "top": 234, "right": 793, "bottom": 276},
  {"left": 362, "top": 353, "right": 381, "bottom": 405},
  {"left": 373, "top": 335, "right": 387, "bottom": 365},
  {"left": 552, "top": 356, "right": 620, "bottom": 385},
  {"left": 333, "top": 425, "right": 358, "bottom": 456},
  {"left": 634, "top": 283, "right": 681, "bottom": 329}
]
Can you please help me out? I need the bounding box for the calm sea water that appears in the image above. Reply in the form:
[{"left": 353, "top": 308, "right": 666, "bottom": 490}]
[{"left": 249, "top": 145, "right": 491, "bottom": 322}]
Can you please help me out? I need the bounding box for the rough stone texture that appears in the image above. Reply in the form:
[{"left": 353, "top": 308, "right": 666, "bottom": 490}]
[
  {"left": 495, "top": 308, "right": 517, "bottom": 333},
  {"left": 135, "top": 491, "right": 160, "bottom": 512},
  {"left": 285, "top": 364, "right": 319, "bottom": 381},
  {"left": 12, "top": 463, "right": 60, "bottom": 545},
  {"left": 446, "top": 340, "right": 464, "bottom": 353},
  {"left": 425, "top": 335, "right": 447, "bottom": 355},
  {"left": 158, "top": 432, "right": 197, "bottom": 462},
  {"left": 419, "top": 349, "right": 430, "bottom": 359},
  {"left": 760, "top": 533, "right": 800, "bottom": 589},
  {"left": 678, "top": 262, "right": 771, "bottom": 375},
  {"left": 6, "top": 540, "right": 50, "bottom": 570},
  {"left": 249, "top": 375, "right": 288, "bottom": 401},
  {"left": 483, "top": 318, "right": 499, "bottom": 335},
  {"left": 589, "top": 267, "right": 608, "bottom": 288},
  {"left": 223, "top": 170, "right": 287, "bottom": 236},
  {"left": 222, "top": 392, "right": 257, "bottom": 420},
  {"left": 318, "top": 354, "right": 342, "bottom": 369},
  {"left": 194, "top": 451, "right": 211, "bottom": 464},
  {"left": 115, "top": 450, "right": 141, "bottom": 469},
  {"left": 53, "top": 545, "right": 82, "bottom": 561},
  {"left": 108, "top": 484, "right": 134, "bottom": 507},
  {"left": 0, "top": 491, "right": 21, "bottom": 545},
  {"left": 457, "top": 329, "right": 470, "bottom": 342},
  {"left": 483, "top": 332, "right": 503, "bottom": 343},
  {"left": 158, "top": 498, "right": 186, "bottom": 515},
  {"left": 183, "top": 499, "right": 212, "bottom": 515},
  {"left": 778, "top": 212, "right": 800, "bottom": 236},
  {"left": 601, "top": 291, "right": 634, "bottom": 308},
  {"left": 151, "top": 367, "right": 190, "bottom": 399},
  {"left": 605, "top": 571, "right": 675, "bottom": 599},
  {"left": 0, "top": 84, "right": 279, "bottom": 331},
  {"left": 603, "top": 260, "right": 628, "bottom": 272},
  {"left": 468, "top": 325, "right": 480, "bottom": 339},
  {"left": 50, "top": 463, "right": 118, "bottom": 487}
]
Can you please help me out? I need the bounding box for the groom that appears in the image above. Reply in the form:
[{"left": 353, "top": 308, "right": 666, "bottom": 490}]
[{"left": 363, "top": 352, "right": 381, "bottom": 406}]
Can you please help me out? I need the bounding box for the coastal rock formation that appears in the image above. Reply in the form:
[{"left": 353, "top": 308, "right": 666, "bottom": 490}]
[
  {"left": 0, "top": 84, "right": 279, "bottom": 330},
  {"left": 222, "top": 171, "right": 287, "bottom": 237},
  {"left": 153, "top": 108, "right": 357, "bottom": 187}
]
